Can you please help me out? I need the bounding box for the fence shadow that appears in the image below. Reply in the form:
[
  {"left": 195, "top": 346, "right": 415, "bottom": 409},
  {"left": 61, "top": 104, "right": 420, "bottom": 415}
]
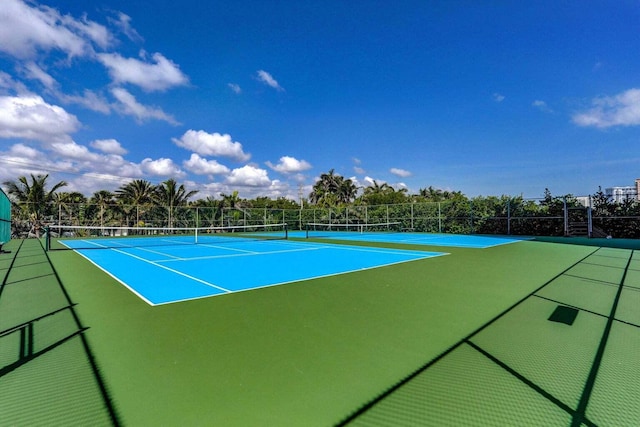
[{"left": 0, "top": 239, "right": 119, "bottom": 426}]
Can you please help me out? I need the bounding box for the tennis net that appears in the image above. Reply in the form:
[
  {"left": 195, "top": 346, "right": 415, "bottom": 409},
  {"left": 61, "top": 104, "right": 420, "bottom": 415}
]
[
  {"left": 45, "top": 223, "right": 288, "bottom": 250},
  {"left": 305, "top": 222, "right": 402, "bottom": 239}
]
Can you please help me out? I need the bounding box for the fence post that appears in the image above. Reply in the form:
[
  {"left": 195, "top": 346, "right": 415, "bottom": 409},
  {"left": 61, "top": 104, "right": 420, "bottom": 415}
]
[
  {"left": 507, "top": 199, "right": 511, "bottom": 235},
  {"left": 588, "top": 195, "right": 593, "bottom": 237},
  {"left": 563, "top": 196, "right": 569, "bottom": 236},
  {"left": 411, "top": 202, "right": 414, "bottom": 230}
]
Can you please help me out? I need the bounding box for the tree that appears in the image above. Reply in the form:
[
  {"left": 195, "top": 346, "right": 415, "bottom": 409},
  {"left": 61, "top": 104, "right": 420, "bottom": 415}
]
[
  {"left": 591, "top": 186, "right": 613, "bottom": 216},
  {"left": 418, "top": 186, "right": 459, "bottom": 202},
  {"left": 362, "top": 180, "right": 409, "bottom": 205},
  {"left": 53, "top": 191, "right": 87, "bottom": 224},
  {"left": 88, "top": 190, "right": 116, "bottom": 227},
  {"left": 116, "top": 179, "right": 156, "bottom": 226},
  {"left": 153, "top": 179, "right": 198, "bottom": 227},
  {"left": 116, "top": 179, "right": 155, "bottom": 205},
  {"left": 220, "top": 191, "right": 246, "bottom": 225},
  {"left": 309, "top": 169, "right": 358, "bottom": 207},
  {"left": 191, "top": 196, "right": 223, "bottom": 227},
  {"left": 2, "top": 174, "right": 67, "bottom": 236}
]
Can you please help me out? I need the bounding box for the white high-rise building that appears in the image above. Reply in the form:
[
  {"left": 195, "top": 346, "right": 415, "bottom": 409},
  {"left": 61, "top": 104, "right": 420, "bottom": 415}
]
[{"left": 605, "top": 179, "right": 640, "bottom": 203}]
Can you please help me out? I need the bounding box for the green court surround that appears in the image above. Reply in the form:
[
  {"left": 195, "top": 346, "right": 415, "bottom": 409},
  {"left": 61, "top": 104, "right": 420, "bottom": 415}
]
[{"left": 2, "top": 236, "right": 639, "bottom": 425}]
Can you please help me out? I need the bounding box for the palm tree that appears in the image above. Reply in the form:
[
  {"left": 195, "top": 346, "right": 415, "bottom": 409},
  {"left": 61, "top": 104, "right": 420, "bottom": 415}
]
[
  {"left": 191, "top": 196, "right": 223, "bottom": 227},
  {"left": 309, "top": 169, "right": 357, "bottom": 207},
  {"left": 2, "top": 174, "right": 67, "bottom": 236},
  {"left": 220, "top": 190, "right": 246, "bottom": 226},
  {"left": 89, "top": 190, "right": 116, "bottom": 227},
  {"left": 153, "top": 179, "right": 198, "bottom": 227},
  {"left": 53, "top": 191, "right": 87, "bottom": 224},
  {"left": 116, "top": 179, "right": 155, "bottom": 226},
  {"left": 419, "top": 186, "right": 459, "bottom": 202},
  {"left": 338, "top": 178, "right": 358, "bottom": 204},
  {"left": 362, "top": 180, "right": 392, "bottom": 202}
]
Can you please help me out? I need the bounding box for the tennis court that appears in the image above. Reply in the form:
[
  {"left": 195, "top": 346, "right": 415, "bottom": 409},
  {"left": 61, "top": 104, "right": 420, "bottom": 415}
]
[
  {"left": 2, "top": 231, "right": 640, "bottom": 426},
  {"left": 297, "top": 225, "right": 526, "bottom": 248},
  {"left": 58, "top": 235, "right": 446, "bottom": 305}
]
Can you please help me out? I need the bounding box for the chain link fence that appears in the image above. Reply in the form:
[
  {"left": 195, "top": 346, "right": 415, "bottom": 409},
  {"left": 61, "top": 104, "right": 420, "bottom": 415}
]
[{"left": 9, "top": 196, "right": 640, "bottom": 239}]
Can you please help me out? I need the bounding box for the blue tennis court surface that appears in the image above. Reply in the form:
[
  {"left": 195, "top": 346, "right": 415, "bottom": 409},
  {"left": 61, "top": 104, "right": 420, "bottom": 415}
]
[
  {"left": 62, "top": 239, "right": 446, "bottom": 305},
  {"left": 292, "top": 231, "right": 527, "bottom": 248}
]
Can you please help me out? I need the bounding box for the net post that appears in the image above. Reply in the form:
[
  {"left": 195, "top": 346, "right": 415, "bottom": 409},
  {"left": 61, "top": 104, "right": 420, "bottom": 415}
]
[{"left": 44, "top": 226, "right": 50, "bottom": 251}]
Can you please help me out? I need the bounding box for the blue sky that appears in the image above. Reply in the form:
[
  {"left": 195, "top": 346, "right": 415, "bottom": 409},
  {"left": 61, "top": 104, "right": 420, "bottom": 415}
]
[{"left": 1, "top": 0, "right": 639, "bottom": 201}]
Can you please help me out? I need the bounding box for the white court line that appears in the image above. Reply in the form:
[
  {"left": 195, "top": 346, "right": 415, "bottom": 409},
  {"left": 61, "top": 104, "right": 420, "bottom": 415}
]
[
  {"left": 67, "top": 237, "right": 192, "bottom": 249},
  {"left": 395, "top": 235, "right": 450, "bottom": 243},
  {"left": 121, "top": 245, "right": 185, "bottom": 259},
  {"left": 196, "top": 243, "right": 259, "bottom": 254},
  {"left": 155, "top": 240, "right": 436, "bottom": 263},
  {"left": 70, "top": 252, "right": 157, "bottom": 305},
  {"left": 315, "top": 244, "right": 442, "bottom": 258},
  {"left": 109, "top": 247, "right": 232, "bottom": 293},
  {"left": 276, "top": 238, "right": 444, "bottom": 257},
  {"left": 71, "top": 238, "right": 448, "bottom": 307},
  {"left": 157, "top": 246, "right": 321, "bottom": 263},
  {"left": 152, "top": 250, "right": 450, "bottom": 306}
]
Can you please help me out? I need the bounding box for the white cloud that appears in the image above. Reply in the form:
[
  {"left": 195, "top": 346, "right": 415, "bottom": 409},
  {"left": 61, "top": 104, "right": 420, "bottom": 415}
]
[
  {"left": 0, "top": 0, "right": 108, "bottom": 59},
  {"left": 390, "top": 168, "right": 411, "bottom": 177},
  {"left": 183, "top": 153, "right": 230, "bottom": 175},
  {"left": 0, "top": 95, "right": 80, "bottom": 142},
  {"left": 23, "top": 62, "right": 56, "bottom": 89},
  {"left": 50, "top": 141, "right": 100, "bottom": 161},
  {"left": 98, "top": 51, "right": 188, "bottom": 92},
  {"left": 532, "top": 100, "right": 553, "bottom": 113},
  {"left": 228, "top": 83, "right": 242, "bottom": 94},
  {"left": 0, "top": 71, "right": 31, "bottom": 95},
  {"left": 69, "top": 173, "right": 131, "bottom": 194},
  {"left": 352, "top": 158, "right": 365, "bottom": 174},
  {"left": 60, "top": 89, "right": 111, "bottom": 114},
  {"left": 226, "top": 165, "right": 272, "bottom": 187},
  {"left": 572, "top": 88, "right": 640, "bottom": 128},
  {"left": 18, "top": 62, "right": 112, "bottom": 114},
  {"left": 172, "top": 130, "right": 251, "bottom": 162},
  {"left": 266, "top": 156, "right": 312, "bottom": 174},
  {"left": 140, "top": 157, "right": 185, "bottom": 177},
  {"left": 90, "top": 139, "right": 127, "bottom": 155},
  {"left": 257, "top": 70, "right": 284, "bottom": 91},
  {"left": 493, "top": 93, "right": 505, "bottom": 102},
  {"left": 0, "top": 137, "right": 203, "bottom": 195},
  {"left": 61, "top": 10, "right": 112, "bottom": 50},
  {"left": 9, "top": 143, "right": 41, "bottom": 159},
  {"left": 111, "top": 87, "right": 179, "bottom": 125},
  {"left": 109, "top": 12, "right": 143, "bottom": 43},
  {"left": 0, "top": 145, "right": 50, "bottom": 183},
  {"left": 363, "top": 176, "right": 377, "bottom": 186}
]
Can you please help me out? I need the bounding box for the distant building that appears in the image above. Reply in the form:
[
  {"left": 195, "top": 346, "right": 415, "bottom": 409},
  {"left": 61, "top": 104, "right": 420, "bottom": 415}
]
[
  {"left": 605, "top": 179, "right": 640, "bottom": 203},
  {"left": 575, "top": 196, "right": 590, "bottom": 207}
]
